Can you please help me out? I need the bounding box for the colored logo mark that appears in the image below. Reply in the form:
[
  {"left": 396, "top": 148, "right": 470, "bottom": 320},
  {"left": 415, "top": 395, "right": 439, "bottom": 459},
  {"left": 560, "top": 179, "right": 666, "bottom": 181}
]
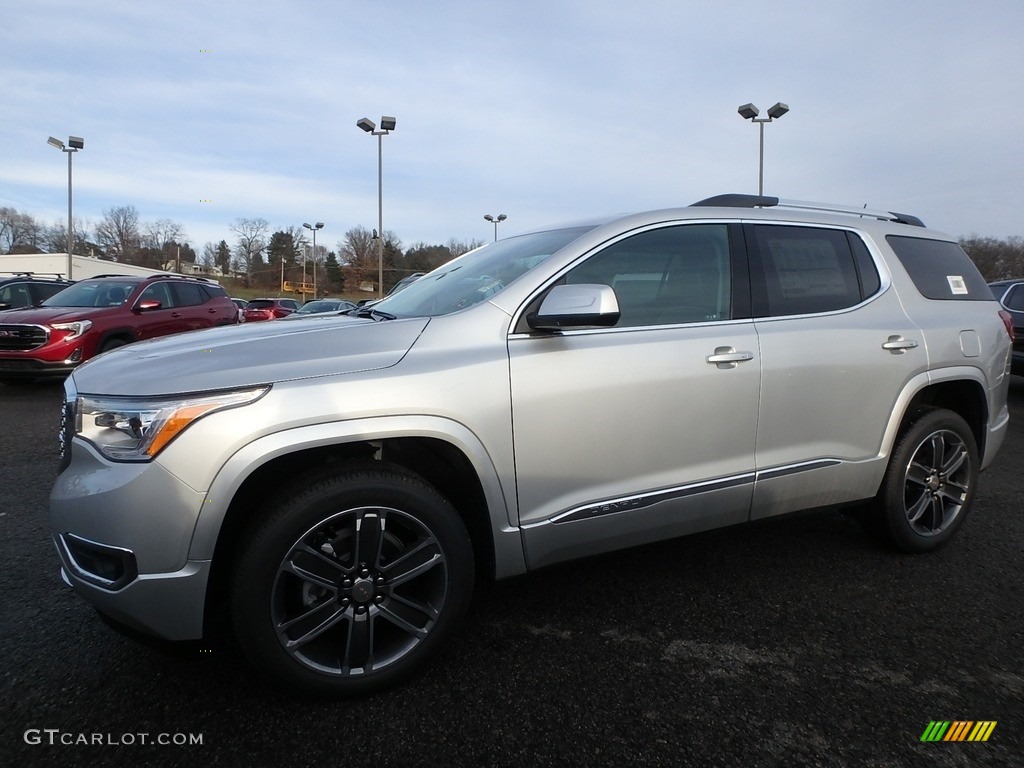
[{"left": 920, "top": 721, "right": 997, "bottom": 742}]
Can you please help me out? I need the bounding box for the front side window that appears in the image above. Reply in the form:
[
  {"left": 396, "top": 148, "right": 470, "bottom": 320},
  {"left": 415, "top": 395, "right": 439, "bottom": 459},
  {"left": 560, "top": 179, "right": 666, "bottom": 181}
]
[
  {"left": 750, "top": 226, "right": 875, "bottom": 316},
  {"left": 139, "top": 282, "right": 175, "bottom": 308},
  {"left": 562, "top": 224, "right": 732, "bottom": 328}
]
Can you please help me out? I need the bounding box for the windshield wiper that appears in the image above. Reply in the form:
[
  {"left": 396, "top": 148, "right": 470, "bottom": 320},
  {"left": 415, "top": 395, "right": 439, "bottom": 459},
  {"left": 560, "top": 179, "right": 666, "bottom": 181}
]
[{"left": 354, "top": 307, "right": 396, "bottom": 321}]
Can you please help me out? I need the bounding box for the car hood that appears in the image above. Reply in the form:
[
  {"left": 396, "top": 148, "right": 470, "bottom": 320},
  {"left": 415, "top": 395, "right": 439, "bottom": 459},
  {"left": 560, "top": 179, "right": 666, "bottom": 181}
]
[
  {"left": 71, "top": 315, "right": 430, "bottom": 396},
  {"left": 0, "top": 305, "right": 117, "bottom": 324}
]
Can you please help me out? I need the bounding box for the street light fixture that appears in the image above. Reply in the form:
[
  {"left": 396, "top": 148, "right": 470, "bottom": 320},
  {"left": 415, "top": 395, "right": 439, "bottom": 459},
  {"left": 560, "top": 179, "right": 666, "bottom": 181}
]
[
  {"left": 737, "top": 102, "right": 789, "bottom": 196},
  {"left": 302, "top": 222, "right": 324, "bottom": 300},
  {"left": 357, "top": 115, "right": 397, "bottom": 298},
  {"left": 483, "top": 213, "right": 507, "bottom": 242},
  {"left": 47, "top": 135, "right": 84, "bottom": 279}
]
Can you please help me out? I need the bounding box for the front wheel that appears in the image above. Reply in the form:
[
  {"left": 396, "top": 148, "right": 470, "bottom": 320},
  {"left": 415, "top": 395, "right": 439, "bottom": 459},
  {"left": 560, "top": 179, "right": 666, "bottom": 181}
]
[
  {"left": 868, "top": 408, "right": 979, "bottom": 553},
  {"left": 230, "top": 463, "right": 474, "bottom": 697}
]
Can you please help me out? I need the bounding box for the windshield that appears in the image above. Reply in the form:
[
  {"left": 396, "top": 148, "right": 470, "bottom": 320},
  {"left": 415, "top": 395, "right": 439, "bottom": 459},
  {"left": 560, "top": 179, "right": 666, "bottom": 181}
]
[
  {"left": 42, "top": 280, "right": 140, "bottom": 308},
  {"left": 377, "top": 226, "right": 593, "bottom": 317}
]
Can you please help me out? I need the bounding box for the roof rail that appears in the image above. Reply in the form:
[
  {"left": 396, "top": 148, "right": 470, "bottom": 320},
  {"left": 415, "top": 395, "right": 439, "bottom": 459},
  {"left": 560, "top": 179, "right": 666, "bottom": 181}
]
[
  {"left": 0, "top": 271, "right": 70, "bottom": 279},
  {"left": 690, "top": 193, "right": 925, "bottom": 227}
]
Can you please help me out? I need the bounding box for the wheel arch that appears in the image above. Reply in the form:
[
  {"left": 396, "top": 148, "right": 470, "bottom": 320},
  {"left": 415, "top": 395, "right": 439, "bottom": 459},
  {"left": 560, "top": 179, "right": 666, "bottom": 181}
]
[
  {"left": 901, "top": 372, "right": 988, "bottom": 459},
  {"left": 196, "top": 420, "right": 523, "bottom": 638}
]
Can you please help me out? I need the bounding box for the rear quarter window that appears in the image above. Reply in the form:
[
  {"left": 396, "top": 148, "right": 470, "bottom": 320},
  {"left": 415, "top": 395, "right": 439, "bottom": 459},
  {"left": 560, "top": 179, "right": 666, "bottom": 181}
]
[{"left": 886, "top": 236, "right": 991, "bottom": 301}]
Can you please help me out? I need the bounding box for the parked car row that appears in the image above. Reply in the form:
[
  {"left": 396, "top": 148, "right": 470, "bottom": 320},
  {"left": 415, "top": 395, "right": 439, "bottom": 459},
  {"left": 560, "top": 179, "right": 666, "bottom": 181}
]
[
  {"left": 0, "top": 273, "right": 238, "bottom": 383},
  {"left": 989, "top": 279, "right": 1024, "bottom": 375}
]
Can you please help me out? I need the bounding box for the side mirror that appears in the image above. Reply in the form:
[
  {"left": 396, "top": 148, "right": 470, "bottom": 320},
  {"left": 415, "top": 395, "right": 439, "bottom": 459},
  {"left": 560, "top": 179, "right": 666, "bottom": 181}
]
[
  {"left": 135, "top": 300, "right": 162, "bottom": 313},
  {"left": 527, "top": 284, "right": 621, "bottom": 331}
]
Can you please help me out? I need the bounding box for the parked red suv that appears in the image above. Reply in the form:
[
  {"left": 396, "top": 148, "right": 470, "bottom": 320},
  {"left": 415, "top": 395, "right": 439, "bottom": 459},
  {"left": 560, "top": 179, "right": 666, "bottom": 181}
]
[
  {"left": 241, "top": 297, "right": 300, "bottom": 321},
  {"left": 0, "top": 274, "right": 238, "bottom": 382}
]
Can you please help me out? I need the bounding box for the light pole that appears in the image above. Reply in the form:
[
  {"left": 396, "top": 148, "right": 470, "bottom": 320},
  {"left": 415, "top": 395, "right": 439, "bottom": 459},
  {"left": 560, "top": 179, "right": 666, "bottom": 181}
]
[
  {"left": 483, "top": 213, "right": 507, "bottom": 242},
  {"left": 47, "top": 135, "right": 84, "bottom": 279},
  {"left": 302, "top": 222, "right": 324, "bottom": 300},
  {"left": 737, "top": 102, "right": 789, "bottom": 196},
  {"left": 356, "top": 116, "right": 396, "bottom": 298}
]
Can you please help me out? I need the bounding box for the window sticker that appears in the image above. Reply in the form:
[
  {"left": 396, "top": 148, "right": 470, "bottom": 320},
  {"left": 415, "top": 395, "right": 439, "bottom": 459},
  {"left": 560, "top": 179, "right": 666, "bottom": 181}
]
[{"left": 947, "top": 275, "right": 969, "bottom": 295}]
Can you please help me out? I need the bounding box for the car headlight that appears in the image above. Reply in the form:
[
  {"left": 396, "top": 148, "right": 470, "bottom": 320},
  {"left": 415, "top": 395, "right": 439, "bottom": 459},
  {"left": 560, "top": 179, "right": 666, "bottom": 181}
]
[
  {"left": 75, "top": 387, "right": 269, "bottom": 461},
  {"left": 52, "top": 320, "right": 92, "bottom": 341}
]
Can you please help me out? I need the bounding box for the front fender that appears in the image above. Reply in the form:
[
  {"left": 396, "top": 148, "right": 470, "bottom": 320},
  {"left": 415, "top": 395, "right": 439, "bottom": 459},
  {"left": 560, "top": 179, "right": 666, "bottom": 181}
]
[{"left": 188, "top": 415, "right": 526, "bottom": 578}]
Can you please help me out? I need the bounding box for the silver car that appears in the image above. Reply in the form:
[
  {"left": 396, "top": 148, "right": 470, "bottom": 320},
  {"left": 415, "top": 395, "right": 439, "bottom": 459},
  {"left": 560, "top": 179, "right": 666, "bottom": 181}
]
[{"left": 51, "top": 194, "right": 1013, "bottom": 697}]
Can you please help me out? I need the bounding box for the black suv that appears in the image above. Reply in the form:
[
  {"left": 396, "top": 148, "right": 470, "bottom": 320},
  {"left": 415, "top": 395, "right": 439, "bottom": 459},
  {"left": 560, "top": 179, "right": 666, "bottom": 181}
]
[
  {"left": 0, "top": 272, "right": 72, "bottom": 312},
  {"left": 989, "top": 279, "right": 1024, "bottom": 374}
]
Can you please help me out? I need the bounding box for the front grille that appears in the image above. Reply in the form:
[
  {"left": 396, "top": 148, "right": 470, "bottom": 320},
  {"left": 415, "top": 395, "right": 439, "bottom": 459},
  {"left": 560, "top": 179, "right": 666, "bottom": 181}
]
[{"left": 0, "top": 324, "right": 48, "bottom": 351}]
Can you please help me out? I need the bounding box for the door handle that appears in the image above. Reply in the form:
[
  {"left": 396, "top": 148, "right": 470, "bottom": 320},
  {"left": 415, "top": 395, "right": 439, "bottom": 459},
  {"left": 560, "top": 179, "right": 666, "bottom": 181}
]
[
  {"left": 882, "top": 335, "right": 918, "bottom": 353},
  {"left": 706, "top": 347, "right": 754, "bottom": 368}
]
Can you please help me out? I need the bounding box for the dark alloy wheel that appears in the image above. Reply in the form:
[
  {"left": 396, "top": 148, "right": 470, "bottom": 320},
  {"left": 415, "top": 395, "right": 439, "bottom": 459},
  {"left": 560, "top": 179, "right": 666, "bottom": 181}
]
[
  {"left": 230, "top": 462, "right": 474, "bottom": 697},
  {"left": 870, "top": 408, "right": 979, "bottom": 553}
]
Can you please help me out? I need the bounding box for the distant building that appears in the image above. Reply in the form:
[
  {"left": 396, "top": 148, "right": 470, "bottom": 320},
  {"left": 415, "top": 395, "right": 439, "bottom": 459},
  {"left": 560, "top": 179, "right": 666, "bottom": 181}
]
[{"left": 0, "top": 253, "right": 217, "bottom": 281}]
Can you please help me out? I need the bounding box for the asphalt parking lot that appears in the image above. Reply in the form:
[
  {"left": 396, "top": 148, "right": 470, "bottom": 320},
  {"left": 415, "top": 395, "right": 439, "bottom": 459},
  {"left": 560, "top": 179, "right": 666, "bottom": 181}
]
[{"left": 2, "top": 380, "right": 1022, "bottom": 767}]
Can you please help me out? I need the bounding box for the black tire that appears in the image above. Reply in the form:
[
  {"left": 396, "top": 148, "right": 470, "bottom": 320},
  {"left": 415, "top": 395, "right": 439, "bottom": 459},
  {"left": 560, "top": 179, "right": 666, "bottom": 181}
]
[
  {"left": 867, "top": 408, "right": 978, "bottom": 553},
  {"left": 99, "top": 338, "right": 129, "bottom": 353},
  {"left": 230, "top": 462, "right": 474, "bottom": 697}
]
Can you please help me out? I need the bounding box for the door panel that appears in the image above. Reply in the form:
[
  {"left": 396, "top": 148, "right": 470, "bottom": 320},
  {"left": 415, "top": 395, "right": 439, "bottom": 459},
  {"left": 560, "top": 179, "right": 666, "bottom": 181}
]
[
  {"left": 508, "top": 223, "right": 760, "bottom": 568},
  {"left": 510, "top": 323, "right": 760, "bottom": 567}
]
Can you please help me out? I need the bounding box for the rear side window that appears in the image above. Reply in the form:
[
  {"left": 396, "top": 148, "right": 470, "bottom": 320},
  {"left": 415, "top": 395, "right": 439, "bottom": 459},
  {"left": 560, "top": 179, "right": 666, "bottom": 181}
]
[
  {"left": 172, "top": 283, "right": 205, "bottom": 307},
  {"left": 886, "top": 236, "right": 991, "bottom": 300},
  {"left": 1003, "top": 284, "right": 1024, "bottom": 311},
  {"left": 749, "top": 225, "right": 879, "bottom": 316}
]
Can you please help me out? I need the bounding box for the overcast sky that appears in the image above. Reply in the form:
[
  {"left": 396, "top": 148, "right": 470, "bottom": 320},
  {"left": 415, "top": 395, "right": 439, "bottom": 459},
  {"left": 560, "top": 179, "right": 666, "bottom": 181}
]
[{"left": 3, "top": 0, "right": 1023, "bottom": 255}]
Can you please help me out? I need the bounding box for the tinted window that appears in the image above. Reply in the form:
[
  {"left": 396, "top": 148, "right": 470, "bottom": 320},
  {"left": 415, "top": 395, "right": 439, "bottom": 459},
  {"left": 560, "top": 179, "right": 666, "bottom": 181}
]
[
  {"left": 564, "top": 224, "right": 731, "bottom": 328},
  {"left": 173, "top": 283, "right": 205, "bottom": 307},
  {"left": 848, "top": 233, "right": 881, "bottom": 297},
  {"left": 1004, "top": 284, "right": 1024, "bottom": 311},
  {"left": 204, "top": 283, "right": 228, "bottom": 298},
  {"left": 0, "top": 283, "right": 32, "bottom": 309},
  {"left": 751, "top": 225, "right": 865, "bottom": 316},
  {"left": 886, "top": 236, "right": 991, "bottom": 301}
]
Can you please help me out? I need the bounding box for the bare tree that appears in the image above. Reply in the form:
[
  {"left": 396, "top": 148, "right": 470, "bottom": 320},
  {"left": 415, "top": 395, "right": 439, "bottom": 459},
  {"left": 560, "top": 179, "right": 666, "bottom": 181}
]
[
  {"left": 339, "top": 226, "right": 379, "bottom": 291},
  {"left": 143, "top": 219, "right": 186, "bottom": 251},
  {"left": 45, "top": 216, "right": 94, "bottom": 257},
  {"left": 95, "top": 205, "right": 141, "bottom": 263},
  {"left": 446, "top": 237, "right": 485, "bottom": 259},
  {"left": 200, "top": 242, "right": 217, "bottom": 270},
  {"left": 0, "top": 207, "right": 45, "bottom": 253},
  {"left": 961, "top": 235, "right": 1024, "bottom": 281},
  {"left": 230, "top": 217, "right": 269, "bottom": 285}
]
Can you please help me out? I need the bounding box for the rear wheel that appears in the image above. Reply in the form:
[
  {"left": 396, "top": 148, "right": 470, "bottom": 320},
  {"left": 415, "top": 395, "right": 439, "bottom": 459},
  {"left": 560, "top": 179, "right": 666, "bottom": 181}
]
[
  {"left": 230, "top": 462, "right": 474, "bottom": 697},
  {"left": 867, "top": 408, "right": 978, "bottom": 552}
]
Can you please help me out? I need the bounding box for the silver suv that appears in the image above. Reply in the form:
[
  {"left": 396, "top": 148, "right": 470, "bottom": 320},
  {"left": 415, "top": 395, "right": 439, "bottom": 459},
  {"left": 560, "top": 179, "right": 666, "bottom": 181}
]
[{"left": 51, "top": 195, "right": 1014, "bottom": 697}]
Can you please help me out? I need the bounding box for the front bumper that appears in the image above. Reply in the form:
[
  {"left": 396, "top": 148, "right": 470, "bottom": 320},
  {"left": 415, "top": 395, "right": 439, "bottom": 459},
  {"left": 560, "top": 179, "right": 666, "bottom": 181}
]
[
  {"left": 55, "top": 541, "right": 211, "bottom": 641},
  {"left": 0, "top": 356, "right": 79, "bottom": 379},
  {"left": 51, "top": 437, "right": 213, "bottom": 641}
]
